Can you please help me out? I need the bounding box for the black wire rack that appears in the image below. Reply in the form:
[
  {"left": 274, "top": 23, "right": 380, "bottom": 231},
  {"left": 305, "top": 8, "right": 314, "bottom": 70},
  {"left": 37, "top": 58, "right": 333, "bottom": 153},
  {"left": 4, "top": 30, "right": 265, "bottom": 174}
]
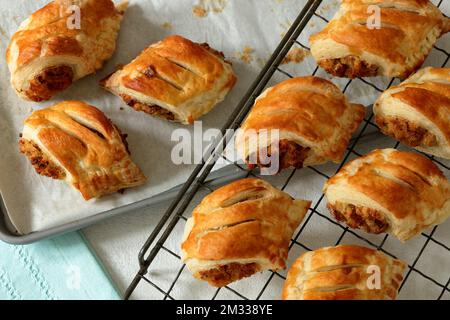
[{"left": 124, "top": 0, "right": 450, "bottom": 300}]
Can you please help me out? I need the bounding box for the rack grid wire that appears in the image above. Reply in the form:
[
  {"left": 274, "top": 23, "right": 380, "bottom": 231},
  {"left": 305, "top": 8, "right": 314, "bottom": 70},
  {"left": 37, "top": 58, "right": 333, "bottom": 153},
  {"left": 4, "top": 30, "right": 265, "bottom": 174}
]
[{"left": 125, "top": 0, "right": 450, "bottom": 300}]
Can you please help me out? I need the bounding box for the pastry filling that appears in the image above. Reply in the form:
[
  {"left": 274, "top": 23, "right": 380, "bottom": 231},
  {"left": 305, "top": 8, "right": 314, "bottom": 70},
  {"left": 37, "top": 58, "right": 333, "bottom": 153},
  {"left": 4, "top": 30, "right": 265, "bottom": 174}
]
[
  {"left": 25, "top": 65, "right": 74, "bottom": 102},
  {"left": 198, "top": 263, "right": 260, "bottom": 287},
  {"left": 19, "top": 138, "right": 66, "bottom": 180},
  {"left": 246, "top": 140, "right": 310, "bottom": 171},
  {"left": 318, "top": 56, "right": 379, "bottom": 78},
  {"left": 328, "top": 202, "right": 388, "bottom": 234},
  {"left": 375, "top": 116, "right": 437, "bottom": 148},
  {"left": 120, "top": 94, "right": 176, "bottom": 121}
]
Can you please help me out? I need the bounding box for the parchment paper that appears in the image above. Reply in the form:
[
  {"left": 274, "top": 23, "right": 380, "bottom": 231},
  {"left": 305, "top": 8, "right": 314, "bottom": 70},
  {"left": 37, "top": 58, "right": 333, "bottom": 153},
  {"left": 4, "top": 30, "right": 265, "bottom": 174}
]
[{"left": 0, "top": 0, "right": 315, "bottom": 234}]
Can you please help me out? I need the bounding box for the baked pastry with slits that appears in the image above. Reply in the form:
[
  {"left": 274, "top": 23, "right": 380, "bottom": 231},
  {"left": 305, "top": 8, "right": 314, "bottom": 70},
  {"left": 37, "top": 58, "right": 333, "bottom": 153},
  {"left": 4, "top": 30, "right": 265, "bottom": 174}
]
[
  {"left": 324, "top": 149, "right": 450, "bottom": 242},
  {"left": 101, "top": 35, "right": 237, "bottom": 125},
  {"left": 282, "top": 245, "right": 406, "bottom": 300},
  {"left": 181, "top": 178, "right": 311, "bottom": 287},
  {"left": 6, "top": 0, "right": 127, "bottom": 102},
  {"left": 235, "top": 77, "right": 365, "bottom": 173},
  {"left": 309, "top": 0, "right": 450, "bottom": 78},
  {"left": 19, "top": 101, "right": 147, "bottom": 200},
  {"left": 374, "top": 67, "right": 450, "bottom": 159}
]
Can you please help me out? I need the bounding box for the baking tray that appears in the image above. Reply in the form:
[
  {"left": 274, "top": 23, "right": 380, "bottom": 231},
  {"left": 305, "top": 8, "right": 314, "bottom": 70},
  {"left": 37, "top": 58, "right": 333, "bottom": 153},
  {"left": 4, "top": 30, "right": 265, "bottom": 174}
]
[
  {"left": 0, "top": 165, "right": 248, "bottom": 244},
  {"left": 123, "top": 0, "right": 450, "bottom": 300}
]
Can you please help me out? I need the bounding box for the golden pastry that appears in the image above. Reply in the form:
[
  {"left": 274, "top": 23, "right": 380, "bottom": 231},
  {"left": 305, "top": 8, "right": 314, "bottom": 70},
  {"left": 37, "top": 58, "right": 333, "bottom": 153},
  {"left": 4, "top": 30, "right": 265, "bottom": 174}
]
[
  {"left": 282, "top": 245, "right": 406, "bottom": 300},
  {"left": 6, "top": 0, "right": 127, "bottom": 102},
  {"left": 181, "top": 178, "right": 311, "bottom": 287},
  {"left": 310, "top": 0, "right": 450, "bottom": 78},
  {"left": 19, "top": 101, "right": 147, "bottom": 200},
  {"left": 374, "top": 67, "right": 450, "bottom": 159},
  {"left": 236, "top": 76, "right": 365, "bottom": 173},
  {"left": 102, "top": 35, "right": 237, "bottom": 125},
  {"left": 324, "top": 149, "right": 450, "bottom": 242}
]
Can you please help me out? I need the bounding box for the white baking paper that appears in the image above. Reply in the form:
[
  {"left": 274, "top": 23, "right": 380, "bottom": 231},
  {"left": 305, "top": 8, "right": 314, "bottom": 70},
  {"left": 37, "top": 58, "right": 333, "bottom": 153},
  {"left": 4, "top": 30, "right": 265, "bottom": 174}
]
[{"left": 0, "top": 0, "right": 317, "bottom": 234}]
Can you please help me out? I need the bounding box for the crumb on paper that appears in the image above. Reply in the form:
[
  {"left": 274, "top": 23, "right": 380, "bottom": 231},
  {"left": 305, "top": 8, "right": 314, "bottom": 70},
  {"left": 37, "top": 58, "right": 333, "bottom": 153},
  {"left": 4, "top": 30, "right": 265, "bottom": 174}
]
[
  {"left": 161, "top": 22, "right": 173, "bottom": 30},
  {"left": 193, "top": 5, "right": 207, "bottom": 17},
  {"left": 0, "top": 26, "right": 7, "bottom": 39},
  {"left": 236, "top": 46, "right": 255, "bottom": 64},
  {"left": 193, "top": 0, "right": 227, "bottom": 18},
  {"left": 281, "top": 47, "right": 310, "bottom": 65}
]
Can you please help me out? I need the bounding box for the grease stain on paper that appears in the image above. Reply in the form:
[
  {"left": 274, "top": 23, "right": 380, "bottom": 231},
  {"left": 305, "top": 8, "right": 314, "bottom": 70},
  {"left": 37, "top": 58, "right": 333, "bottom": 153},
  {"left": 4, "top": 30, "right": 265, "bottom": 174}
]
[{"left": 193, "top": 0, "right": 228, "bottom": 18}]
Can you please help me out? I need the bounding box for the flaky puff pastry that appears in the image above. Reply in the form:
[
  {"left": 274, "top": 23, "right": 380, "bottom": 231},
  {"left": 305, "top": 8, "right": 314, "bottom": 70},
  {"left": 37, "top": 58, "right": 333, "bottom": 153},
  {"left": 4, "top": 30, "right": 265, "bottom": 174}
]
[
  {"left": 282, "top": 245, "right": 406, "bottom": 300},
  {"left": 102, "top": 35, "right": 237, "bottom": 125},
  {"left": 374, "top": 67, "right": 450, "bottom": 159},
  {"left": 324, "top": 149, "right": 450, "bottom": 242},
  {"left": 310, "top": 0, "right": 450, "bottom": 79},
  {"left": 19, "top": 101, "right": 147, "bottom": 200},
  {"left": 181, "top": 178, "right": 311, "bottom": 287},
  {"left": 236, "top": 77, "right": 365, "bottom": 172},
  {"left": 6, "top": 0, "right": 127, "bottom": 102}
]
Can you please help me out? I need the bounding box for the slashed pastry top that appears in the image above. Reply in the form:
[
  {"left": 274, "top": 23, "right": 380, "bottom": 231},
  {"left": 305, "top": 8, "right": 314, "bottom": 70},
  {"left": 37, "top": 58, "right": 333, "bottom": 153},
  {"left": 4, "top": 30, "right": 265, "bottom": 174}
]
[
  {"left": 309, "top": 0, "right": 450, "bottom": 78},
  {"left": 19, "top": 101, "right": 147, "bottom": 200},
  {"left": 282, "top": 245, "right": 406, "bottom": 300},
  {"left": 324, "top": 149, "right": 450, "bottom": 241},
  {"left": 374, "top": 67, "right": 450, "bottom": 159},
  {"left": 236, "top": 76, "right": 365, "bottom": 172},
  {"left": 6, "top": 0, "right": 127, "bottom": 102},
  {"left": 181, "top": 178, "right": 311, "bottom": 287},
  {"left": 102, "top": 35, "right": 237, "bottom": 124}
]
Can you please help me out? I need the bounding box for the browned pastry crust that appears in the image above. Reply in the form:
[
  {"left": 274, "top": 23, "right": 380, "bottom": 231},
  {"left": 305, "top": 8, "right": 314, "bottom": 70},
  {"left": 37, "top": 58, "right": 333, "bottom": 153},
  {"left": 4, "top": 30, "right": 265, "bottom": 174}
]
[
  {"left": 376, "top": 116, "right": 437, "bottom": 147},
  {"left": 282, "top": 245, "right": 406, "bottom": 300},
  {"left": 374, "top": 67, "right": 450, "bottom": 159},
  {"left": 6, "top": 0, "right": 127, "bottom": 101},
  {"left": 310, "top": 0, "right": 450, "bottom": 78},
  {"left": 324, "top": 149, "right": 450, "bottom": 241},
  {"left": 181, "top": 178, "right": 311, "bottom": 287},
  {"left": 318, "top": 56, "right": 379, "bottom": 79},
  {"left": 236, "top": 76, "right": 365, "bottom": 170},
  {"left": 19, "top": 101, "right": 147, "bottom": 200},
  {"left": 102, "top": 35, "right": 237, "bottom": 124}
]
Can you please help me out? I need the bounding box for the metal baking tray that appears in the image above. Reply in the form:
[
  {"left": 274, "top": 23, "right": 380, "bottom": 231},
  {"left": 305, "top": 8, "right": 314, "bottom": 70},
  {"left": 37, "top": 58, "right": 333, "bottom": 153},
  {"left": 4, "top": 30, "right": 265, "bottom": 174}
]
[
  {"left": 0, "top": 165, "right": 248, "bottom": 244},
  {"left": 123, "top": 0, "right": 450, "bottom": 300}
]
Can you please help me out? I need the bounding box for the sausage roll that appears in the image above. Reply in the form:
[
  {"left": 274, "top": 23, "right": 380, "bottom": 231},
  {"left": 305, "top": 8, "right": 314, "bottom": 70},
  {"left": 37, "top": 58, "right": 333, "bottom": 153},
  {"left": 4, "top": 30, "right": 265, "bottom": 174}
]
[
  {"left": 181, "top": 178, "right": 311, "bottom": 287},
  {"left": 19, "top": 101, "right": 147, "bottom": 200},
  {"left": 236, "top": 77, "right": 365, "bottom": 173},
  {"left": 282, "top": 245, "right": 406, "bottom": 300},
  {"left": 6, "top": 0, "right": 127, "bottom": 102},
  {"left": 324, "top": 149, "right": 450, "bottom": 242},
  {"left": 101, "top": 35, "right": 237, "bottom": 125},
  {"left": 374, "top": 67, "right": 450, "bottom": 159},
  {"left": 309, "top": 0, "right": 450, "bottom": 78}
]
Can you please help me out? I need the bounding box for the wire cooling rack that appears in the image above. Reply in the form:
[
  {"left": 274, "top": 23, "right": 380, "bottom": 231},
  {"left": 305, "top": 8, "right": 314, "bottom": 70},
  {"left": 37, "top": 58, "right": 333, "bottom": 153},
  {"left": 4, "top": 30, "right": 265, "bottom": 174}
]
[{"left": 124, "top": 0, "right": 450, "bottom": 300}]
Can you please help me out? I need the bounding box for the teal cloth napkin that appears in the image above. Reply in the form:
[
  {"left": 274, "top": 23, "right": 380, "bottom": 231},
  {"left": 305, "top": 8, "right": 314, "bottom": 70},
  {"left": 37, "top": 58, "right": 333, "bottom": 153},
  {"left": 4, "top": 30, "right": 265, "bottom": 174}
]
[{"left": 0, "top": 232, "right": 120, "bottom": 300}]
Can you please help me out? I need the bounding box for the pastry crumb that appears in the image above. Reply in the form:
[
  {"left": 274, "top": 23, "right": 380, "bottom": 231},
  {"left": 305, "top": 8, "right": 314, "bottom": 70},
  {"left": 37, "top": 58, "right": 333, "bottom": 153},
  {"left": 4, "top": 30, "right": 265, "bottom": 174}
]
[
  {"left": 161, "top": 22, "right": 173, "bottom": 30},
  {"left": 193, "top": 5, "right": 207, "bottom": 17},
  {"left": 281, "top": 47, "right": 310, "bottom": 65},
  {"left": 193, "top": 0, "right": 227, "bottom": 18},
  {"left": 236, "top": 46, "right": 255, "bottom": 64}
]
